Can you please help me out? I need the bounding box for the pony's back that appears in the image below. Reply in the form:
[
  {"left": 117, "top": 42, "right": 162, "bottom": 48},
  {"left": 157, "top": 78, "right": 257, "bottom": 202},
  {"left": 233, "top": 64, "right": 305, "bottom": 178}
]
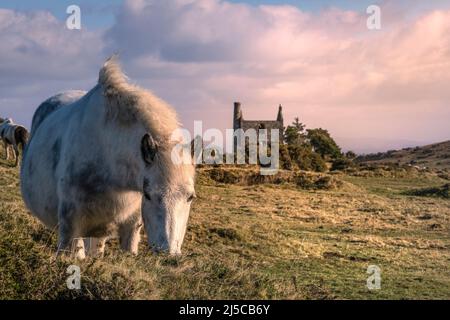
[{"left": 30, "top": 91, "right": 86, "bottom": 137}]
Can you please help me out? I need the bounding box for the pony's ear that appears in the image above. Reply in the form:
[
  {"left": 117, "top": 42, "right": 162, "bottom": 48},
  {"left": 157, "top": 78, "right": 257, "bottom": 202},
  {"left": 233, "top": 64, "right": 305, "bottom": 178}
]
[
  {"left": 141, "top": 134, "right": 158, "bottom": 164},
  {"left": 190, "top": 138, "right": 196, "bottom": 159},
  {"left": 190, "top": 136, "right": 203, "bottom": 165}
]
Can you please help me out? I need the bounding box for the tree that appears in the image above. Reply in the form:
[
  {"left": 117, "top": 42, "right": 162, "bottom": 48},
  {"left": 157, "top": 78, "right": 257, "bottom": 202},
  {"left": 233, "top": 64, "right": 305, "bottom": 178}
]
[
  {"left": 282, "top": 118, "right": 345, "bottom": 173},
  {"left": 287, "top": 144, "right": 327, "bottom": 172},
  {"left": 306, "top": 128, "right": 342, "bottom": 159},
  {"left": 284, "top": 118, "right": 306, "bottom": 146}
]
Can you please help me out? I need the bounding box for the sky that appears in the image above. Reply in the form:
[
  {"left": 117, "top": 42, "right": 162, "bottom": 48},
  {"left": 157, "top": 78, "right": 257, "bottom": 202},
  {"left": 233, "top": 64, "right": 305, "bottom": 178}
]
[{"left": 1, "top": 0, "right": 450, "bottom": 153}]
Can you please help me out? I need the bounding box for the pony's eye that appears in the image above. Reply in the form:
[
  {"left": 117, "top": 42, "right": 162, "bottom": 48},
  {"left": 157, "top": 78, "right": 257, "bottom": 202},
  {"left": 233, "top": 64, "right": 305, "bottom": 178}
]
[
  {"left": 187, "top": 194, "right": 196, "bottom": 202},
  {"left": 144, "top": 191, "right": 151, "bottom": 201}
]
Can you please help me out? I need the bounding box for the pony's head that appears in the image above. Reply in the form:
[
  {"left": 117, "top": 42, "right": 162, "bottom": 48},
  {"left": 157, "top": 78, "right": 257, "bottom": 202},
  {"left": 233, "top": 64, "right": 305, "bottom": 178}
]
[
  {"left": 99, "top": 57, "right": 195, "bottom": 255},
  {"left": 0, "top": 118, "right": 12, "bottom": 137},
  {"left": 141, "top": 142, "right": 196, "bottom": 255}
]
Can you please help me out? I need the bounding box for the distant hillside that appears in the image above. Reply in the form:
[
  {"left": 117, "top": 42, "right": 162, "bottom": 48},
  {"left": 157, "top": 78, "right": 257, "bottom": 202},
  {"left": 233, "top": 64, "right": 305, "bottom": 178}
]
[{"left": 356, "top": 140, "right": 450, "bottom": 170}]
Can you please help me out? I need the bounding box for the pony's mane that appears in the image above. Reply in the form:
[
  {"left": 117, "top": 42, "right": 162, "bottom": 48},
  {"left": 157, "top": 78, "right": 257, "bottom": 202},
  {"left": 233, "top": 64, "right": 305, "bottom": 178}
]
[
  {"left": 98, "top": 56, "right": 180, "bottom": 145},
  {"left": 98, "top": 57, "right": 193, "bottom": 185}
]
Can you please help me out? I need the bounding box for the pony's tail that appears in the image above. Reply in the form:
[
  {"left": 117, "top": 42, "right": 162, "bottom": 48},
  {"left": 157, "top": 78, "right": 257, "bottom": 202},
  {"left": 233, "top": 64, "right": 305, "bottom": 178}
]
[{"left": 14, "top": 126, "right": 29, "bottom": 150}]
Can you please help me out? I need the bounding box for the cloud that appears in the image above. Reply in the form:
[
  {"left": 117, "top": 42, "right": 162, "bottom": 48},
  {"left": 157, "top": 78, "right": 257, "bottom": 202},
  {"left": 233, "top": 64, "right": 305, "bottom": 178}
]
[
  {"left": 0, "top": 9, "right": 103, "bottom": 81},
  {"left": 1, "top": 1, "right": 450, "bottom": 152},
  {"left": 0, "top": 8, "right": 104, "bottom": 126}
]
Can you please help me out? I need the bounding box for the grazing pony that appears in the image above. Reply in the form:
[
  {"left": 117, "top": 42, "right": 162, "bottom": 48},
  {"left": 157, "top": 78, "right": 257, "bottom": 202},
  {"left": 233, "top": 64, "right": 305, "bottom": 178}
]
[
  {"left": 0, "top": 118, "right": 29, "bottom": 166},
  {"left": 21, "top": 57, "right": 196, "bottom": 259}
]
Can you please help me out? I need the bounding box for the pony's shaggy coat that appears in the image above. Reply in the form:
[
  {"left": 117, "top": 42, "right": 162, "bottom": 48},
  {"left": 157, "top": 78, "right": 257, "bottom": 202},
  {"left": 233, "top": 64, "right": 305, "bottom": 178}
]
[
  {"left": 30, "top": 90, "right": 86, "bottom": 136},
  {"left": 21, "top": 57, "right": 195, "bottom": 258}
]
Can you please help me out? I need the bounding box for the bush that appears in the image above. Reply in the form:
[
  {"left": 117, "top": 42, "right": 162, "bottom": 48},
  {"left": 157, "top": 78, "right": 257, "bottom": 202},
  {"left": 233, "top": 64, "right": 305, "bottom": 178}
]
[
  {"left": 279, "top": 144, "right": 294, "bottom": 170},
  {"left": 287, "top": 145, "right": 327, "bottom": 173},
  {"left": 309, "top": 152, "right": 328, "bottom": 172},
  {"left": 331, "top": 157, "right": 354, "bottom": 171},
  {"left": 345, "top": 151, "right": 356, "bottom": 159},
  {"left": 306, "top": 128, "right": 342, "bottom": 159},
  {"left": 208, "top": 168, "right": 240, "bottom": 184},
  {"left": 294, "top": 172, "right": 343, "bottom": 190},
  {"left": 281, "top": 119, "right": 347, "bottom": 173}
]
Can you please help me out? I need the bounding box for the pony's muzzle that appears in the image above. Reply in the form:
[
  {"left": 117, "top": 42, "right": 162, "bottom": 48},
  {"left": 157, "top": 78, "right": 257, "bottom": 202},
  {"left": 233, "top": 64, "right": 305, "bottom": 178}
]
[{"left": 150, "top": 243, "right": 181, "bottom": 256}]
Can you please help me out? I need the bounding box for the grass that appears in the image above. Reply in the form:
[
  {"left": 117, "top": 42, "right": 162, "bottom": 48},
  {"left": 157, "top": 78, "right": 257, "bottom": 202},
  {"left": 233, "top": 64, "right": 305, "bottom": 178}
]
[
  {"left": 343, "top": 175, "right": 447, "bottom": 197},
  {"left": 402, "top": 184, "right": 450, "bottom": 199},
  {"left": 0, "top": 149, "right": 449, "bottom": 300}
]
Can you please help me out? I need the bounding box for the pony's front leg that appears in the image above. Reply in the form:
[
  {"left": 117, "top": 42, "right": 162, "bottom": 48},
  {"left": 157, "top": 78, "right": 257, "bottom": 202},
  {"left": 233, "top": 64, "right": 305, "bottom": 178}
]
[
  {"left": 57, "top": 234, "right": 87, "bottom": 260},
  {"left": 13, "top": 145, "right": 19, "bottom": 167},
  {"left": 118, "top": 213, "right": 142, "bottom": 255},
  {"left": 84, "top": 237, "right": 107, "bottom": 257},
  {"left": 4, "top": 142, "right": 9, "bottom": 160},
  {"left": 71, "top": 238, "right": 86, "bottom": 260},
  {"left": 57, "top": 201, "right": 85, "bottom": 260}
]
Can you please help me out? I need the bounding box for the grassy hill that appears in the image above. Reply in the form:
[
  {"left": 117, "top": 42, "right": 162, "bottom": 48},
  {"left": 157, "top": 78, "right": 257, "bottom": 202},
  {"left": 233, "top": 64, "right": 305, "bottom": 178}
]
[
  {"left": 0, "top": 148, "right": 449, "bottom": 299},
  {"left": 356, "top": 140, "right": 450, "bottom": 170}
]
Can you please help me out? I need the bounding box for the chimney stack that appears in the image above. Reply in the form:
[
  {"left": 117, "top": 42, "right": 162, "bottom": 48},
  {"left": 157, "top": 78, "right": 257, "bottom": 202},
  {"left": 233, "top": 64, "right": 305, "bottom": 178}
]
[{"left": 233, "top": 102, "right": 242, "bottom": 130}]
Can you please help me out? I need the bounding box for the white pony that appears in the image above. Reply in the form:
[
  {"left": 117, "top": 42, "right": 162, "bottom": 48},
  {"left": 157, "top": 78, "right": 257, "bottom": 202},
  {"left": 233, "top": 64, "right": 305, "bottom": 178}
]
[
  {"left": 21, "top": 57, "right": 195, "bottom": 258},
  {"left": 0, "top": 118, "right": 29, "bottom": 166}
]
